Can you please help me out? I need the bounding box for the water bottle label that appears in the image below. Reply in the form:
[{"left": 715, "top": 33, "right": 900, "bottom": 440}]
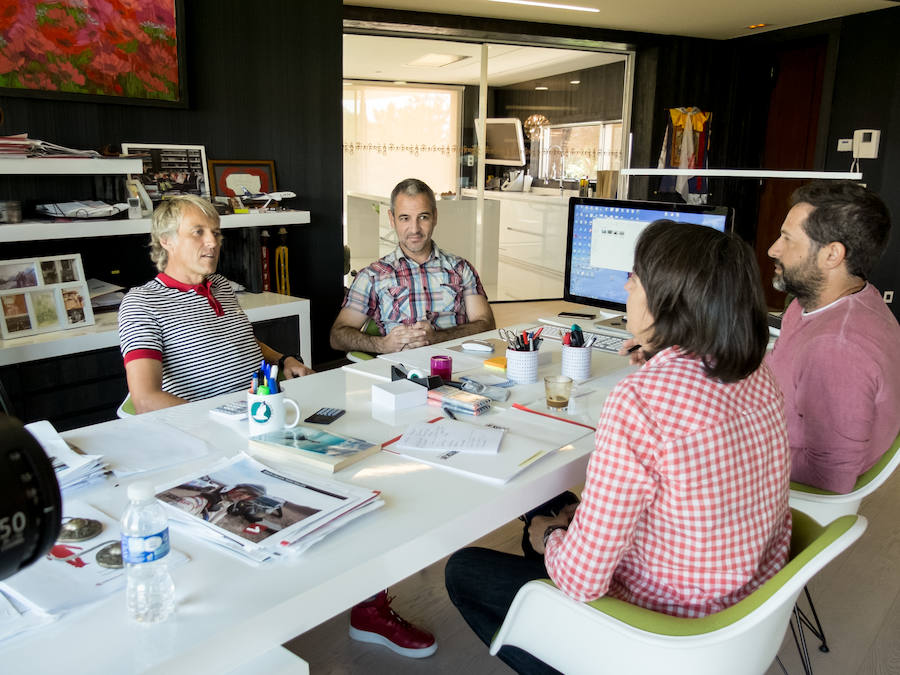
[{"left": 121, "top": 528, "right": 170, "bottom": 564}]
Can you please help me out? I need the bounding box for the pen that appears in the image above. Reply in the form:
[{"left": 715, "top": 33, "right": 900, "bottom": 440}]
[
  {"left": 627, "top": 344, "right": 642, "bottom": 354},
  {"left": 251, "top": 373, "right": 258, "bottom": 393},
  {"left": 442, "top": 406, "right": 458, "bottom": 420}
]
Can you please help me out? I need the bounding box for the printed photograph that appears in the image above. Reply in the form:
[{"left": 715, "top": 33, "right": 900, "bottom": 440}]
[
  {"left": 31, "top": 291, "right": 60, "bottom": 328},
  {"left": 158, "top": 473, "right": 320, "bottom": 544},
  {"left": 0, "top": 261, "right": 39, "bottom": 290},
  {"left": 122, "top": 143, "right": 209, "bottom": 199},
  {"left": 59, "top": 258, "right": 77, "bottom": 283},
  {"left": 1, "top": 293, "right": 32, "bottom": 333},
  {"left": 62, "top": 289, "right": 86, "bottom": 324},
  {"left": 40, "top": 260, "right": 59, "bottom": 285}
]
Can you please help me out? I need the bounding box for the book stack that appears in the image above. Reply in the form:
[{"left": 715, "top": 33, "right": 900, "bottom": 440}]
[
  {"left": 426, "top": 385, "right": 492, "bottom": 416},
  {"left": 156, "top": 454, "right": 383, "bottom": 564},
  {"left": 248, "top": 425, "right": 381, "bottom": 474},
  {"left": 0, "top": 133, "right": 100, "bottom": 158}
]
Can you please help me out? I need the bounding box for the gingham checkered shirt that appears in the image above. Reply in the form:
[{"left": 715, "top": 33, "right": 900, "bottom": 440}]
[
  {"left": 342, "top": 244, "right": 486, "bottom": 334},
  {"left": 544, "top": 347, "right": 792, "bottom": 617}
]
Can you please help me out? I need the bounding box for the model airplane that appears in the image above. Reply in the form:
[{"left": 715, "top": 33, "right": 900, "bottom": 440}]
[{"left": 240, "top": 187, "right": 296, "bottom": 209}]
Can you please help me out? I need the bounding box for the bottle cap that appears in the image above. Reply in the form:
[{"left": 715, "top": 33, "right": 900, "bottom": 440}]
[{"left": 127, "top": 481, "right": 155, "bottom": 501}]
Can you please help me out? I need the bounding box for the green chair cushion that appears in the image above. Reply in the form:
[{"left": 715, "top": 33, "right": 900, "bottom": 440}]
[
  {"left": 121, "top": 395, "right": 136, "bottom": 416},
  {"left": 539, "top": 510, "right": 856, "bottom": 637}
]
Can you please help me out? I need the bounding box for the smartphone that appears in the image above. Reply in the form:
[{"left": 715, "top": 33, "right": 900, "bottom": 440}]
[
  {"left": 558, "top": 311, "right": 596, "bottom": 319},
  {"left": 304, "top": 407, "right": 346, "bottom": 424}
]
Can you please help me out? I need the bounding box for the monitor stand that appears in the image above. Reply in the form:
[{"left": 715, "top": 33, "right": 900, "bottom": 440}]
[{"left": 594, "top": 315, "right": 631, "bottom": 338}]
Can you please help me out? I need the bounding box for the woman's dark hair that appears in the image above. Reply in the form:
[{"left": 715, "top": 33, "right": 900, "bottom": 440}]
[{"left": 633, "top": 220, "right": 769, "bottom": 383}]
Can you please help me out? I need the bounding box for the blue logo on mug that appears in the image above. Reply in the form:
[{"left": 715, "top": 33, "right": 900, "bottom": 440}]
[{"left": 250, "top": 400, "right": 272, "bottom": 423}]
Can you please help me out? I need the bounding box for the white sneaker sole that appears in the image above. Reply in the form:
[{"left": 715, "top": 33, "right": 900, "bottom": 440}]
[{"left": 348, "top": 625, "right": 438, "bottom": 658}]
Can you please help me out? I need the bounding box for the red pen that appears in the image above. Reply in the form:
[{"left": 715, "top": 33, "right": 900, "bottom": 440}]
[
  {"left": 562, "top": 332, "right": 571, "bottom": 346},
  {"left": 533, "top": 326, "right": 544, "bottom": 339}
]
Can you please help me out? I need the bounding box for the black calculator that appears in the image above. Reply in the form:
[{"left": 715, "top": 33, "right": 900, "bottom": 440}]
[{"left": 304, "top": 407, "right": 346, "bottom": 424}]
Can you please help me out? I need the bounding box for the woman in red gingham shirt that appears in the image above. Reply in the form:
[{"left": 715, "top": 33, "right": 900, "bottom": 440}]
[{"left": 446, "top": 221, "right": 791, "bottom": 673}]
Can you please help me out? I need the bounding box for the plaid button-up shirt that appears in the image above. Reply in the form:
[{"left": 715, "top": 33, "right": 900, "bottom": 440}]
[
  {"left": 343, "top": 244, "right": 486, "bottom": 335},
  {"left": 544, "top": 347, "right": 792, "bottom": 618}
]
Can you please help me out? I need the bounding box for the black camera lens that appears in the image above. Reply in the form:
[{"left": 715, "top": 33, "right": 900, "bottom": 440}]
[{"left": 0, "top": 415, "right": 62, "bottom": 582}]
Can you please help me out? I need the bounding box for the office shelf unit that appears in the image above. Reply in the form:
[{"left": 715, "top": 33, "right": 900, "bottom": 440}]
[{"left": 0, "top": 158, "right": 312, "bottom": 429}]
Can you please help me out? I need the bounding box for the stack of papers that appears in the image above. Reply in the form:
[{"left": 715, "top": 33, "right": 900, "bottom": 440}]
[
  {"left": 0, "top": 501, "right": 186, "bottom": 643},
  {"left": 387, "top": 407, "right": 593, "bottom": 484},
  {"left": 25, "top": 421, "right": 109, "bottom": 491},
  {"left": 156, "top": 454, "right": 383, "bottom": 564},
  {"left": 0, "top": 133, "right": 100, "bottom": 158},
  {"left": 36, "top": 201, "right": 126, "bottom": 218},
  {"left": 394, "top": 420, "right": 504, "bottom": 455}
]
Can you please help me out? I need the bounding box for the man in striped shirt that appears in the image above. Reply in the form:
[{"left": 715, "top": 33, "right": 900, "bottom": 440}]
[
  {"left": 118, "top": 195, "right": 311, "bottom": 413},
  {"left": 330, "top": 178, "right": 495, "bottom": 354}
]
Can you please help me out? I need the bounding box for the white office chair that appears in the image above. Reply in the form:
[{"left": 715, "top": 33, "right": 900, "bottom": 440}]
[
  {"left": 786, "top": 430, "right": 900, "bottom": 662},
  {"left": 789, "top": 431, "right": 900, "bottom": 526},
  {"left": 489, "top": 510, "right": 866, "bottom": 675}
]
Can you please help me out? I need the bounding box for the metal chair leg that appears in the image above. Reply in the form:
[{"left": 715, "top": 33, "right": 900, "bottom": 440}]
[
  {"left": 791, "top": 607, "right": 814, "bottom": 675},
  {"left": 795, "top": 585, "right": 830, "bottom": 652}
]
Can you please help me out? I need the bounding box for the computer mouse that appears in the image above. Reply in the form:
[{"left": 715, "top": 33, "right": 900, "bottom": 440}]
[{"left": 461, "top": 339, "right": 494, "bottom": 352}]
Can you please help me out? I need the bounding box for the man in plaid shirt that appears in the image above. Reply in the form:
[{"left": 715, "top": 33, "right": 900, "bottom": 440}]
[
  {"left": 446, "top": 221, "right": 791, "bottom": 674},
  {"left": 330, "top": 178, "right": 495, "bottom": 354}
]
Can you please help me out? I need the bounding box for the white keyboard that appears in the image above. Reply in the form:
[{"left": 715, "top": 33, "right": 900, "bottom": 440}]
[{"left": 535, "top": 324, "right": 627, "bottom": 354}]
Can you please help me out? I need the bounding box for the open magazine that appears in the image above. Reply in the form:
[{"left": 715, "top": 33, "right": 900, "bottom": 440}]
[{"left": 156, "top": 454, "right": 383, "bottom": 564}]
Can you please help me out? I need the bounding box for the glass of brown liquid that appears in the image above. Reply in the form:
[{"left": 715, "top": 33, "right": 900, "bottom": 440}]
[{"left": 544, "top": 375, "right": 573, "bottom": 409}]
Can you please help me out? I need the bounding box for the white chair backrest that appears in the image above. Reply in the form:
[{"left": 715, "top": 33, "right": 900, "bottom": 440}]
[{"left": 490, "top": 514, "right": 867, "bottom": 675}]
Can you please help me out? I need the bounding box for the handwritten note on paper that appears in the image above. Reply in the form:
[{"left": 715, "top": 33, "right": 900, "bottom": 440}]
[{"left": 394, "top": 420, "right": 504, "bottom": 455}]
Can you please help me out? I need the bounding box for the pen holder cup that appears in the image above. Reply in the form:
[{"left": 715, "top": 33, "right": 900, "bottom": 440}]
[
  {"left": 247, "top": 391, "right": 301, "bottom": 436},
  {"left": 561, "top": 345, "right": 592, "bottom": 382},
  {"left": 506, "top": 348, "right": 539, "bottom": 384}
]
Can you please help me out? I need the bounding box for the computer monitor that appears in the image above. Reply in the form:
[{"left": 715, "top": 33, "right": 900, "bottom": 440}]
[
  {"left": 477, "top": 118, "right": 526, "bottom": 166},
  {"left": 564, "top": 197, "right": 733, "bottom": 316}
]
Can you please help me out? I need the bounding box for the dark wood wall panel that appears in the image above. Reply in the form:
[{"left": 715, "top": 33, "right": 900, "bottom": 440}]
[{"left": 0, "top": 2, "right": 344, "bottom": 363}]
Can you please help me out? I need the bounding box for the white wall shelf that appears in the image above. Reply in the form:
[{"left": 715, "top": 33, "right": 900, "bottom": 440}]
[
  {"left": 621, "top": 168, "right": 863, "bottom": 179},
  {"left": 0, "top": 157, "right": 143, "bottom": 174},
  {"left": 0, "top": 210, "right": 311, "bottom": 243}
]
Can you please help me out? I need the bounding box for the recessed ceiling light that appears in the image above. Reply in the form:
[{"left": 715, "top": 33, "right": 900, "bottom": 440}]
[
  {"left": 393, "top": 80, "right": 407, "bottom": 85},
  {"left": 406, "top": 53, "right": 468, "bottom": 68},
  {"left": 343, "top": 81, "right": 353, "bottom": 86},
  {"left": 535, "top": 86, "right": 549, "bottom": 91},
  {"left": 748, "top": 23, "right": 769, "bottom": 29},
  {"left": 488, "top": 0, "right": 600, "bottom": 13},
  {"left": 570, "top": 80, "right": 581, "bottom": 85}
]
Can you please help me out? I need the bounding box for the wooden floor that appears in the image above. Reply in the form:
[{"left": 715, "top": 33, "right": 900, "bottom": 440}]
[{"left": 286, "top": 299, "right": 900, "bottom": 675}]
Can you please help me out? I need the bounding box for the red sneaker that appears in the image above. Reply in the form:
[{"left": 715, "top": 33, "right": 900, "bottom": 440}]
[{"left": 349, "top": 590, "right": 438, "bottom": 658}]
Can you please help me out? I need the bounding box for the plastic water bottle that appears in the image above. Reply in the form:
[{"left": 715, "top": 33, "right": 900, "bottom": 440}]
[{"left": 120, "top": 481, "right": 175, "bottom": 622}]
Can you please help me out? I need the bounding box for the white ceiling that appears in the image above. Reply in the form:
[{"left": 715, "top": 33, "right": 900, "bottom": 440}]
[
  {"left": 343, "top": 35, "right": 626, "bottom": 86},
  {"left": 346, "top": 0, "right": 898, "bottom": 40}
]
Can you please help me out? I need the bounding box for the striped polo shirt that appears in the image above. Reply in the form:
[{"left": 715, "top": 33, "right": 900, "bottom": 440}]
[{"left": 118, "top": 273, "right": 261, "bottom": 401}]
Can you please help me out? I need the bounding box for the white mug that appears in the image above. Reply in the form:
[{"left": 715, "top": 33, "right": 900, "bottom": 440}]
[{"left": 247, "top": 391, "right": 301, "bottom": 436}]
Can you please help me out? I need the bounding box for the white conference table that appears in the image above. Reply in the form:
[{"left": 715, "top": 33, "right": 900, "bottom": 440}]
[{"left": 0, "top": 324, "right": 635, "bottom": 674}]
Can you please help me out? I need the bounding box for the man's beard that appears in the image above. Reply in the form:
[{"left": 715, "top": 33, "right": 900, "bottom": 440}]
[{"left": 772, "top": 251, "right": 825, "bottom": 307}]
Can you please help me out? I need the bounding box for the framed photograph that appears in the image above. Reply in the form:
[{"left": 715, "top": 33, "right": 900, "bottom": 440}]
[
  {"left": 208, "top": 160, "right": 277, "bottom": 198},
  {"left": 0, "top": 0, "right": 187, "bottom": 107},
  {"left": 0, "top": 261, "right": 39, "bottom": 290},
  {"left": 0, "top": 254, "right": 94, "bottom": 340},
  {"left": 122, "top": 143, "right": 210, "bottom": 200}
]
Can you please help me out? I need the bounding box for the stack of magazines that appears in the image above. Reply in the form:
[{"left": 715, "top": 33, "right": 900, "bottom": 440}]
[
  {"left": 426, "top": 385, "right": 492, "bottom": 416},
  {"left": 155, "top": 454, "right": 383, "bottom": 564},
  {"left": 0, "top": 133, "right": 100, "bottom": 158},
  {"left": 26, "top": 421, "right": 109, "bottom": 491}
]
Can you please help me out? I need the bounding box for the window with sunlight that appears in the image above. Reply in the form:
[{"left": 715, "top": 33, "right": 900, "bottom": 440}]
[{"left": 343, "top": 83, "right": 461, "bottom": 198}]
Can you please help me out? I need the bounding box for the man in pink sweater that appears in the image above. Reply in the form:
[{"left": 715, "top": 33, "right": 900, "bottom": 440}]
[{"left": 766, "top": 181, "right": 900, "bottom": 493}]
